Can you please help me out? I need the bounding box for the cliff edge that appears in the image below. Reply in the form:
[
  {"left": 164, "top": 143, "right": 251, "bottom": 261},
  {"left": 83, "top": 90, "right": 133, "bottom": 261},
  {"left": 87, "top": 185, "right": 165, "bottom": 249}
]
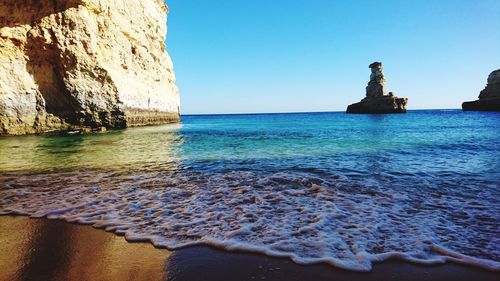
[
  {"left": 0, "top": 0, "right": 180, "bottom": 135},
  {"left": 462, "top": 69, "right": 500, "bottom": 111}
]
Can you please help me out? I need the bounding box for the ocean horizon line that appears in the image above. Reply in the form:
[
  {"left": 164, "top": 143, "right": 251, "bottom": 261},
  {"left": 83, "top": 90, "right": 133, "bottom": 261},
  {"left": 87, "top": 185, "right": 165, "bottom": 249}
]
[{"left": 181, "top": 108, "right": 464, "bottom": 117}]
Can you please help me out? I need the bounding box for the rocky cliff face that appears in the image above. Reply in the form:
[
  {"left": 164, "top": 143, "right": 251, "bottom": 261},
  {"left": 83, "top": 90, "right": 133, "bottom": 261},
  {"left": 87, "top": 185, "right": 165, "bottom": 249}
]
[
  {"left": 462, "top": 69, "right": 500, "bottom": 111},
  {"left": 347, "top": 62, "right": 408, "bottom": 114},
  {"left": 0, "top": 0, "right": 180, "bottom": 135}
]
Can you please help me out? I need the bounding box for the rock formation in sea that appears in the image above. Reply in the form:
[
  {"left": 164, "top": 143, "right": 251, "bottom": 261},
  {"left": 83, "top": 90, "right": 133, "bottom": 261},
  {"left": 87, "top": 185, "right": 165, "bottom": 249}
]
[
  {"left": 0, "top": 0, "right": 180, "bottom": 135},
  {"left": 462, "top": 69, "right": 500, "bottom": 111},
  {"left": 347, "top": 62, "right": 408, "bottom": 114}
]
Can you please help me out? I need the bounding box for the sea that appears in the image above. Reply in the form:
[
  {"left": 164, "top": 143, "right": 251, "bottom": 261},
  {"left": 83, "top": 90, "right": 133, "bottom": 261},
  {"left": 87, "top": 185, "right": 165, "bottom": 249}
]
[{"left": 0, "top": 110, "right": 499, "bottom": 272}]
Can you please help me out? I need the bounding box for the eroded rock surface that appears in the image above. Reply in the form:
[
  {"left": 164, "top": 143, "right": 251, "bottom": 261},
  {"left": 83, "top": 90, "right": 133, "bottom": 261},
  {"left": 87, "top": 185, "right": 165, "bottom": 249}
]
[
  {"left": 0, "top": 0, "right": 180, "bottom": 135},
  {"left": 347, "top": 62, "right": 408, "bottom": 114},
  {"left": 462, "top": 69, "right": 500, "bottom": 111},
  {"left": 366, "top": 62, "right": 386, "bottom": 98}
]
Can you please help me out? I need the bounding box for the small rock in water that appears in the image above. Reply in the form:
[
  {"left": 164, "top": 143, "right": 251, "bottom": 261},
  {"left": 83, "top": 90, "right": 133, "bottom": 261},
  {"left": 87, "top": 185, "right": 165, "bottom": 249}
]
[
  {"left": 462, "top": 69, "right": 500, "bottom": 111},
  {"left": 347, "top": 62, "right": 408, "bottom": 114}
]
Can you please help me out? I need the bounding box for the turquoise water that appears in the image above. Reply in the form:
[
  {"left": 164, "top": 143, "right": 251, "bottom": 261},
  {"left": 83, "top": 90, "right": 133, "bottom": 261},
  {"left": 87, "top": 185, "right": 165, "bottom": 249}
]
[{"left": 0, "top": 110, "right": 499, "bottom": 271}]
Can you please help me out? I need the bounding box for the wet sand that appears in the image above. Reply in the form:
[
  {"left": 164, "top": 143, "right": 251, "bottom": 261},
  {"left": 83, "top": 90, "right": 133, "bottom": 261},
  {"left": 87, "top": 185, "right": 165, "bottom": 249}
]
[{"left": 0, "top": 216, "right": 497, "bottom": 281}]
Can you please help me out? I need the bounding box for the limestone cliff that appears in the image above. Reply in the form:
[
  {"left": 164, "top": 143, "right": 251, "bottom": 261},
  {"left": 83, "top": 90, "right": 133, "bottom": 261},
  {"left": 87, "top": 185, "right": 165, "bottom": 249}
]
[
  {"left": 0, "top": 0, "right": 180, "bottom": 135},
  {"left": 347, "top": 62, "right": 408, "bottom": 114},
  {"left": 462, "top": 69, "right": 500, "bottom": 111}
]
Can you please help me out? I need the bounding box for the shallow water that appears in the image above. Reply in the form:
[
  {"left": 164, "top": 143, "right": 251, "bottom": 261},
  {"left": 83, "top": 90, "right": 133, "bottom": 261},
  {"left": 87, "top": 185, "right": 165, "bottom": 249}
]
[{"left": 1, "top": 110, "right": 499, "bottom": 271}]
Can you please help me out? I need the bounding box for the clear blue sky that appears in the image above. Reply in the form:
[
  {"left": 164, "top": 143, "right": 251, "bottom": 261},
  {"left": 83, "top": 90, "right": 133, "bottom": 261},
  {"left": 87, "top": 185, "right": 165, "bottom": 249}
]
[{"left": 166, "top": 0, "right": 500, "bottom": 114}]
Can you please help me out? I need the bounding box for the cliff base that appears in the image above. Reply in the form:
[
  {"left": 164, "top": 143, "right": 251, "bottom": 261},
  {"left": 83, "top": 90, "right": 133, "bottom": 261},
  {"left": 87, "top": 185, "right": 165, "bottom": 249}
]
[
  {"left": 462, "top": 99, "right": 500, "bottom": 112},
  {"left": 347, "top": 96, "right": 408, "bottom": 114}
]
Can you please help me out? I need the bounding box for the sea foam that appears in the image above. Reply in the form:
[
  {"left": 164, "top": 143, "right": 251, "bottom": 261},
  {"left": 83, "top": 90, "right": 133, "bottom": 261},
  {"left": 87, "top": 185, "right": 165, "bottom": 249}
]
[{"left": 1, "top": 168, "right": 498, "bottom": 272}]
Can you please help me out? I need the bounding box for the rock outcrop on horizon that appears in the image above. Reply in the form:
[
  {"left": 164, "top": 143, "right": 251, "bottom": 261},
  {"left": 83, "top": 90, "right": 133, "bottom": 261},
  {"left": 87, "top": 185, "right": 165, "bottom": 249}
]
[
  {"left": 0, "top": 0, "right": 180, "bottom": 135},
  {"left": 347, "top": 62, "right": 407, "bottom": 114},
  {"left": 462, "top": 69, "right": 500, "bottom": 111}
]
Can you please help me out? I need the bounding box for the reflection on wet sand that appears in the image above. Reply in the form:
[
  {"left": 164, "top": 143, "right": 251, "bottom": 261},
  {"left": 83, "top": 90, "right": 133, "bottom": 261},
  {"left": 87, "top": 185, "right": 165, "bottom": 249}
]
[
  {"left": 1, "top": 216, "right": 498, "bottom": 281},
  {"left": 0, "top": 216, "right": 170, "bottom": 281}
]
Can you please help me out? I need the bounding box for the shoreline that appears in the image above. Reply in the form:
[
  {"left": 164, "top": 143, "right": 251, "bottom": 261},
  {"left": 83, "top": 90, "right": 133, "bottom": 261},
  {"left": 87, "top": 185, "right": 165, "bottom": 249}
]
[{"left": 0, "top": 216, "right": 497, "bottom": 281}]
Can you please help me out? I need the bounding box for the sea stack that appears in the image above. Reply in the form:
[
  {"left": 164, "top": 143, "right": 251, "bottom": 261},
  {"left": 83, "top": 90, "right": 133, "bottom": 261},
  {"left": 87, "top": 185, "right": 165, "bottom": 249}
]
[
  {"left": 462, "top": 69, "right": 500, "bottom": 111},
  {"left": 347, "top": 62, "right": 408, "bottom": 114},
  {"left": 0, "top": 0, "right": 180, "bottom": 135}
]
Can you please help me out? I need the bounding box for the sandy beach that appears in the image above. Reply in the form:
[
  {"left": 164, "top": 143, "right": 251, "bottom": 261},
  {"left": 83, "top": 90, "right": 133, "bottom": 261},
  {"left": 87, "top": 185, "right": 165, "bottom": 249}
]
[{"left": 0, "top": 216, "right": 497, "bottom": 281}]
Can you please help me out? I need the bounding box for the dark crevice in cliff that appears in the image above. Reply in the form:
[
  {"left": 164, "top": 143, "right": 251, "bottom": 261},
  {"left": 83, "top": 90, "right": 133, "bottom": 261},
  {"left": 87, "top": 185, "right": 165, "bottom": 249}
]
[{"left": 25, "top": 28, "right": 83, "bottom": 126}]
